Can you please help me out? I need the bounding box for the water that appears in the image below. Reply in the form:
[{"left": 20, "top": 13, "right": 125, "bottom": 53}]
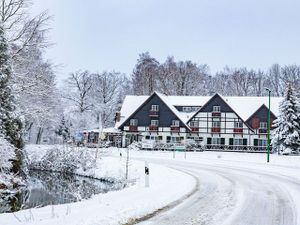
[{"left": 0, "top": 170, "right": 124, "bottom": 213}]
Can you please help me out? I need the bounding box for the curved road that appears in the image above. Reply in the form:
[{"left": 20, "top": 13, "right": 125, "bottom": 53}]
[{"left": 133, "top": 153, "right": 300, "bottom": 225}]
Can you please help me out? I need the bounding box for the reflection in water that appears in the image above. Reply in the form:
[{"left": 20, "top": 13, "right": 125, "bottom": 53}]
[{"left": 0, "top": 170, "right": 124, "bottom": 213}]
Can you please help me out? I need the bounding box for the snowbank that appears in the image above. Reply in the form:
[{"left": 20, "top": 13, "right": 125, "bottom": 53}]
[{"left": 0, "top": 145, "right": 196, "bottom": 225}]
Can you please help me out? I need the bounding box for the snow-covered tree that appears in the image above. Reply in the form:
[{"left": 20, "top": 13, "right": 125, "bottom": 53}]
[
  {"left": 0, "top": 25, "right": 24, "bottom": 173},
  {"left": 132, "top": 52, "right": 159, "bottom": 95},
  {"left": 272, "top": 85, "right": 300, "bottom": 155},
  {"left": 55, "top": 115, "right": 71, "bottom": 143},
  {"left": 0, "top": 135, "right": 16, "bottom": 172}
]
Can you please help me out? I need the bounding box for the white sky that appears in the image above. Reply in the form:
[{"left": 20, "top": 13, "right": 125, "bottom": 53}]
[{"left": 32, "top": 0, "right": 300, "bottom": 81}]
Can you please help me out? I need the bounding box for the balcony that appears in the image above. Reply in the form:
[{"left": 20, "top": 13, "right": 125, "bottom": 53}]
[
  {"left": 149, "top": 110, "right": 159, "bottom": 117},
  {"left": 259, "top": 128, "right": 268, "bottom": 134},
  {"left": 149, "top": 125, "right": 158, "bottom": 131},
  {"left": 170, "top": 126, "right": 180, "bottom": 133},
  {"left": 211, "top": 127, "right": 221, "bottom": 133},
  {"left": 191, "top": 127, "right": 199, "bottom": 132},
  {"left": 233, "top": 128, "right": 243, "bottom": 133},
  {"left": 129, "top": 125, "right": 138, "bottom": 132},
  {"left": 212, "top": 112, "right": 221, "bottom": 117}
]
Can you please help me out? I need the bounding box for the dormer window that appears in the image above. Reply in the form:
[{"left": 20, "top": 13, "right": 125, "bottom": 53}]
[
  {"left": 213, "top": 106, "right": 221, "bottom": 112},
  {"left": 183, "top": 107, "right": 191, "bottom": 112},
  {"left": 151, "top": 105, "right": 159, "bottom": 111}
]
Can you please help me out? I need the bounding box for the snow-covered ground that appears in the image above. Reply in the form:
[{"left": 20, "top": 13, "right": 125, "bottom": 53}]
[
  {"left": 119, "top": 150, "right": 300, "bottom": 225},
  {"left": 0, "top": 146, "right": 196, "bottom": 225}
]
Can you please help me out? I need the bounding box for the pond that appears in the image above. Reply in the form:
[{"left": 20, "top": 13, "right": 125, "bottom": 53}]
[{"left": 0, "top": 170, "right": 124, "bottom": 213}]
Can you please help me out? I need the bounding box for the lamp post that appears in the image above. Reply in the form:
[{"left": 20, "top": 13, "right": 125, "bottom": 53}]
[{"left": 266, "top": 88, "right": 271, "bottom": 163}]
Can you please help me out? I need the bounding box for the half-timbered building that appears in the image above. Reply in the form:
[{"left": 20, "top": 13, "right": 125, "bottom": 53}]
[{"left": 116, "top": 92, "right": 281, "bottom": 151}]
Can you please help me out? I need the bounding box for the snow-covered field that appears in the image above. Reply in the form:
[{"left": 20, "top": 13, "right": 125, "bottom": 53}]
[{"left": 0, "top": 146, "right": 196, "bottom": 225}]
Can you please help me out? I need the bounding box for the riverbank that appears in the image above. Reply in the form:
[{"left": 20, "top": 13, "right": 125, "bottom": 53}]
[{"left": 0, "top": 145, "right": 196, "bottom": 225}]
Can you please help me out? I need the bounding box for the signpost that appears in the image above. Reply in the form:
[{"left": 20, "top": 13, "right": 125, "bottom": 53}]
[{"left": 145, "top": 161, "right": 149, "bottom": 187}]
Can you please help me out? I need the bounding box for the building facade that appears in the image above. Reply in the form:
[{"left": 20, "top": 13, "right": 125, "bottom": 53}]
[{"left": 116, "top": 92, "right": 281, "bottom": 152}]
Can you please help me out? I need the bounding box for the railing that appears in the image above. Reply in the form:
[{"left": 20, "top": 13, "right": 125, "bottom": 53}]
[
  {"left": 233, "top": 128, "right": 243, "bottom": 133},
  {"left": 205, "top": 144, "right": 271, "bottom": 152},
  {"left": 211, "top": 127, "right": 221, "bottom": 133},
  {"left": 149, "top": 110, "right": 159, "bottom": 117},
  {"left": 191, "top": 127, "right": 199, "bottom": 132},
  {"left": 170, "top": 126, "right": 180, "bottom": 132},
  {"left": 212, "top": 112, "right": 221, "bottom": 117},
  {"left": 129, "top": 125, "right": 138, "bottom": 132},
  {"left": 149, "top": 125, "right": 158, "bottom": 131}
]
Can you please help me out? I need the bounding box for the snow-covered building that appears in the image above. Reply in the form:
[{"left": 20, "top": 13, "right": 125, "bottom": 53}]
[{"left": 116, "top": 92, "right": 282, "bottom": 151}]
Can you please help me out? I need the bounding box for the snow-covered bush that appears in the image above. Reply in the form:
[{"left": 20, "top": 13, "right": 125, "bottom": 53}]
[
  {"left": 128, "top": 141, "right": 141, "bottom": 151},
  {"left": 29, "top": 146, "right": 97, "bottom": 174},
  {"left": 0, "top": 136, "right": 16, "bottom": 172},
  {"left": 185, "top": 139, "right": 204, "bottom": 151}
]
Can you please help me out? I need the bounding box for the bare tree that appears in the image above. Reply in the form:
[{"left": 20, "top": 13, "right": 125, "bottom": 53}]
[{"left": 0, "top": 0, "right": 51, "bottom": 58}]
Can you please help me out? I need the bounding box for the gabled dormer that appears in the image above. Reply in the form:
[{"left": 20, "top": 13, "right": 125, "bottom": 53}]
[{"left": 246, "top": 104, "right": 277, "bottom": 134}]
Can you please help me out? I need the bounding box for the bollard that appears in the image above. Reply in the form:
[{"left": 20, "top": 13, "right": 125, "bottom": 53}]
[{"left": 145, "top": 161, "right": 149, "bottom": 187}]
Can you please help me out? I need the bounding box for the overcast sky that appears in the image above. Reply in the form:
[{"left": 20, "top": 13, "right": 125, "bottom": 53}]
[{"left": 32, "top": 0, "right": 300, "bottom": 81}]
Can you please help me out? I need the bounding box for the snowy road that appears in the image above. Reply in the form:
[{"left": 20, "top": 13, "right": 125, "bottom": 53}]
[{"left": 131, "top": 152, "right": 300, "bottom": 225}]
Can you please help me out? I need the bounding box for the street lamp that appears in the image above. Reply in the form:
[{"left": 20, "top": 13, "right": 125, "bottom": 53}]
[{"left": 265, "top": 88, "right": 271, "bottom": 163}]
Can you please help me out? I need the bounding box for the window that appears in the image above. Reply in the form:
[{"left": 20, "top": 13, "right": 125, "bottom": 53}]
[
  {"left": 260, "top": 122, "right": 268, "bottom": 129},
  {"left": 151, "top": 120, "right": 159, "bottom": 126},
  {"left": 233, "top": 139, "right": 243, "bottom": 146},
  {"left": 130, "top": 119, "right": 138, "bottom": 126},
  {"left": 213, "top": 106, "right": 221, "bottom": 112},
  {"left": 172, "top": 120, "right": 180, "bottom": 127},
  {"left": 234, "top": 119, "right": 243, "bottom": 128},
  {"left": 193, "top": 107, "right": 200, "bottom": 111},
  {"left": 151, "top": 105, "right": 159, "bottom": 111},
  {"left": 190, "top": 121, "right": 199, "bottom": 127},
  {"left": 212, "top": 118, "right": 221, "bottom": 128},
  {"left": 259, "top": 139, "right": 268, "bottom": 146},
  {"left": 183, "top": 107, "right": 192, "bottom": 112},
  {"left": 212, "top": 138, "right": 221, "bottom": 145}
]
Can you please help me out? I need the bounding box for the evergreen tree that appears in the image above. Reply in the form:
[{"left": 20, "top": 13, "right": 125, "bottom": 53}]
[
  {"left": 272, "top": 84, "right": 300, "bottom": 155},
  {"left": 55, "top": 115, "right": 70, "bottom": 143},
  {"left": 0, "top": 25, "right": 24, "bottom": 173}
]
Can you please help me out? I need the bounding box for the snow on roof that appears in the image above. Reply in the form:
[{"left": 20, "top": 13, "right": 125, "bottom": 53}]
[
  {"left": 115, "top": 92, "right": 283, "bottom": 128},
  {"left": 115, "top": 95, "right": 148, "bottom": 128},
  {"left": 221, "top": 96, "right": 282, "bottom": 121},
  {"left": 84, "top": 127, "right": 121, "bottom": 133}
]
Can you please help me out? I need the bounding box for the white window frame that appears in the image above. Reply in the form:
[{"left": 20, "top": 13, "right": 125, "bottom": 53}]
[
  {"left": 150, "top": 120, "right": 159, "bottom": 126},
  {"left": 234, "top": 120, "right": 243, "bottom": 128},
  {"left": 260, "top": 122, "right": 268, "bottom": 129},
  {"left": 172, "top": 120, "right": 180, "bottom": 127},
  {"left": 130, "top": 119, "right": 138, "bottom": 126},
  {"left": 190, "top": 121, "right": 199, "bottom": 127},
  {"left": 259, "top": 139, "right": 268, "bottom": 146},
  {"left": 183, "top": 107, "right": 191, "bottom": 112},
  {"left": 233, "top": 138, "right": 243, "bottom": 146},
  {"left": 151, "top": 105, "right": 159, "bottom": 111},
  {"left": 212, "top": 137, "right": 221, "bottom": 145},
  {"left": 213, "top": 106, "right": 221, "bottom": 112},
  {"left": 212, "top": 118, "right": 221, "bottom": 128}
]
